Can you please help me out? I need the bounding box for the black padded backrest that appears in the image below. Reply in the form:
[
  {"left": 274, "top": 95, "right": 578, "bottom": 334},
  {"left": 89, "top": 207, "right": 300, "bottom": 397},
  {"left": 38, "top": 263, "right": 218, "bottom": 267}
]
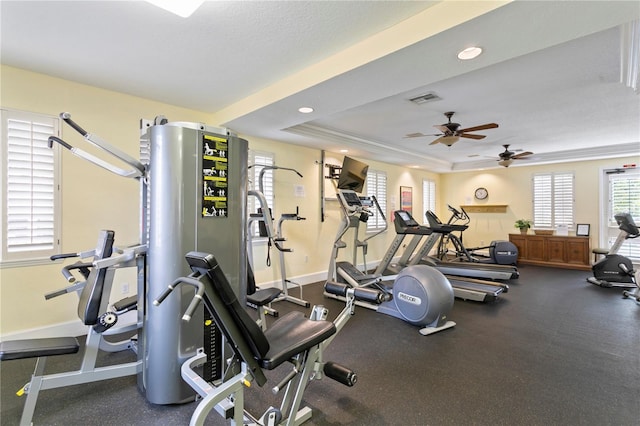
[
  {"left": 246, "top": 257, "right": 257, "bottom": 295},
  {"left": 208, "top": 265, "right": 270, "bottom": 359},
  {"left": 185, "top": 252, "right": 270, "bottom": 359},
  {"left": 77, "top": 230, "right": 114, "bottom": 325}
]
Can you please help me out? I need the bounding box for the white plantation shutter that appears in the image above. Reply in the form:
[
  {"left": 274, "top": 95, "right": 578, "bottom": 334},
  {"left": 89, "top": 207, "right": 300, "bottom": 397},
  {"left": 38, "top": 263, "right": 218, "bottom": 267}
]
[
  {"left": 366, "top": 170, "right": 387, "bottom": 231},
  {"left": 248, "top": 150, "right": 274, "bottom": 237},
  {"left": 532, "top": 172, "right": 574, "bottom": 229},
  {"left": 608, "top": 169, "right": 640, "bottom": 260},
  {"left": 422, "top": 179, "right": 436, "bottom": 224},
  {"left": 553, "top": 173, "right": 574, "bottom": 228},
  {"left": 609, "top": 171, "right": 640, "bottom": 224},
  {"left": 2, "top": 109, "right": 61, "bottom": 264}
]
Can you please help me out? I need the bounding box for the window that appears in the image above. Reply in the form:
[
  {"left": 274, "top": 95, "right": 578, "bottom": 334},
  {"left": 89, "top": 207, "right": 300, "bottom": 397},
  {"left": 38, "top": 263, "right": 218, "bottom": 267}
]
[
  {"left": 1, "top": 109, "right": 61, "bottom": 266},
  {"left": 366, "top": 169, "right": 387, "bottom": 231},
  {"left": 532, "top": 172, "right": 574, "bottom": 229},
  {"left": 248, "top": 150, "right": 274, "bottom": 237},
  {"left": 606, "top": 168, "right": 640, "bottom": 260},
  {"left": 422, "top": 179, "right": 436, "bottom": 224}
]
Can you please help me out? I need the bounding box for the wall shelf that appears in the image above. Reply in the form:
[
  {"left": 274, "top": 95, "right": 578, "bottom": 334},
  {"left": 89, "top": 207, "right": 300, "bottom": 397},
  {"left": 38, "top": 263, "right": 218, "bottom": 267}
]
[{"left": 461, "top": 204, "right": 508, "bottom": 213}]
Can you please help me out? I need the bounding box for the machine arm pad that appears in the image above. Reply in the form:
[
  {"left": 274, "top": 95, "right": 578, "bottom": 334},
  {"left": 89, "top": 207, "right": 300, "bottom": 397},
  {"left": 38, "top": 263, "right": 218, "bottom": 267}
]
[{"left": 324, "top": 281, "right": 389, "bottom": 304}]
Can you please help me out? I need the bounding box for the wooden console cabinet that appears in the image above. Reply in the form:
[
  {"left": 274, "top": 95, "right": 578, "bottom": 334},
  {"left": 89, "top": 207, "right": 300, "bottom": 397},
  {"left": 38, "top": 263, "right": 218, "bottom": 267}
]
[{"left": 509, "top": 233, "right": 591, "bottom": 270}]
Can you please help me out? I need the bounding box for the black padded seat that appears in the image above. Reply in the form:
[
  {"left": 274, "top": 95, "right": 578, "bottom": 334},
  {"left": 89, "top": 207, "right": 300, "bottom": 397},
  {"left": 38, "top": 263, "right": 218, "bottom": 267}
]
[
  {"left": 261, "top": 311, "right": 335, "bottom": 370},
  {"left": 112, "top": 295, "right": 137, "bottom": 312},
  {"left": 247, "top": 287, "right": 282, "bottom": 307},
  {"left": 592, "top": 247, "right": 609, "bottom": 261},
  {"left": 0, "top": 337, "right": 79, "bottom": 361}
]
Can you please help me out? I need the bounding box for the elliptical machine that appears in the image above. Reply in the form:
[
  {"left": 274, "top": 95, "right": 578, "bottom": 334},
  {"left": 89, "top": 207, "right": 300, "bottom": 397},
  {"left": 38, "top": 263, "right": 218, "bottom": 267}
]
[
  {"left": 588, "top": 212, "right": 639, "bottom": 295},
  {"left": 325, "top": 157, "right": 455, "bottom": 336},
  {"left": 434, "top": 205, "right": 518, "bottom": 265}
]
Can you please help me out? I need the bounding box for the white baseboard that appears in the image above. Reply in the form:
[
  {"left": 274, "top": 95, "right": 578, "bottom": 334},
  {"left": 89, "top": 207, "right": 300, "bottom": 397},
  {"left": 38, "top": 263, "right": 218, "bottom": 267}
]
[
  {"left": 1, "top": 320, "right": 87, "bottom": 342},
  {"left": 0, "top": 259, "right": 392, "bottom": 341},
  {"left": 256, "top": 269, "right": 328, "bottom": 290}
]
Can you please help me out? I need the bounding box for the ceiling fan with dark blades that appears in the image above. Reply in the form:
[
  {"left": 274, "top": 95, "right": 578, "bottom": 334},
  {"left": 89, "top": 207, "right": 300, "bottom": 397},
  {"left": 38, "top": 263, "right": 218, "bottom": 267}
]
[
  {"left": 405, "top": 111, "right": 499, "bottom": 146},
  {"left": 497, "top": 144, "right": 533, "bottom": 167}
]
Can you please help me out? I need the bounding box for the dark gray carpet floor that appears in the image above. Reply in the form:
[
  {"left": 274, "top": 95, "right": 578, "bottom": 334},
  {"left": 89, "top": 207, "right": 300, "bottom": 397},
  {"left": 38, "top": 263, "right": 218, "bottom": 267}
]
[{"left": 2, "top": 265, "right": 639, "bottom": 425}]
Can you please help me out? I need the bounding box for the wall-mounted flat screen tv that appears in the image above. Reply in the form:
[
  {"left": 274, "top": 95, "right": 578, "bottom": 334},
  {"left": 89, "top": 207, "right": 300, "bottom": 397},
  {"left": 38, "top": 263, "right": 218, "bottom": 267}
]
[{"left": 337, "top": 156, "right": 369, "bottom": 193}]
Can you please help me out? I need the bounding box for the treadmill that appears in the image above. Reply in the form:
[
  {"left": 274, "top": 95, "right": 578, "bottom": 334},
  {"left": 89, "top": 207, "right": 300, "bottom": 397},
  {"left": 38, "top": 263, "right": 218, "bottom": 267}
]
[
  {"left": 374, "top": 210, "right": 507, "bottom": 302},
  {"left": 406, "top": 210, "right": 519, "bottom": 281}
]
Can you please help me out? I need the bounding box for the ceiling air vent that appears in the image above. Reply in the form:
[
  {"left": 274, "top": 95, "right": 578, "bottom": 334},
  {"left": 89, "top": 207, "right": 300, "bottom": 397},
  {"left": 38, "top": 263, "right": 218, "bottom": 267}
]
[{"left": 408, "top": 92, "right": 441, "bottom": 105}]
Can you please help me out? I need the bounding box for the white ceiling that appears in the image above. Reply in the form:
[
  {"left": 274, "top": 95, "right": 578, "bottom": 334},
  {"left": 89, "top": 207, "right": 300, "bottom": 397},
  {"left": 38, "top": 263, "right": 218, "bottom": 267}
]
[{"left": 2, "top": 1, "right": 639, "bottom": 172}]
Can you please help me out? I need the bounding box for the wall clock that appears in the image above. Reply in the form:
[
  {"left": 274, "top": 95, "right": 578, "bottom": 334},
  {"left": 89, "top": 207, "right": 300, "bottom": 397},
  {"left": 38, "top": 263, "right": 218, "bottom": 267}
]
[{"left": 474, "top": 187, "right": 488, "bottom": 200}]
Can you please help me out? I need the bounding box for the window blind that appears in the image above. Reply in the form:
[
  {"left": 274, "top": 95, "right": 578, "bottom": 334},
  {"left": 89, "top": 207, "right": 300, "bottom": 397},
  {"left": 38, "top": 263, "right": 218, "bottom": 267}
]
[
  {"left": 422, "top": 179, "right": 436, "bottom": 224},
  {"left": 608, "top": 170, "right": 640, "bottom": 260},
  {"left": 366, "top": 170, "right": 387, "bottom": 231},
  {"left": 532, "top": 172, "right": 574, "bottom": 229},
  {"left": 248, "top": 150, "right": 274, "bottom": 236},
  {"left": 2, "top": 110, "right": 60, "bottom": 263}
]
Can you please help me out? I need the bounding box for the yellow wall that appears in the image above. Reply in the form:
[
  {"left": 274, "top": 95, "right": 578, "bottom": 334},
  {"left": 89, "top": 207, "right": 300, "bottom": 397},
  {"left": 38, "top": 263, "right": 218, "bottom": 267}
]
[
  {"left": 1, "top": 65, "right": 637, "bottom": 338},
  {"left": 0, "top": 66, "right": 439, "bottom": 337},
  {"left": 439, "top": 158, "right": 640, "bottom": 250},
  {"left": 0, "top": 66, "right": 211, "bottom": 336}
]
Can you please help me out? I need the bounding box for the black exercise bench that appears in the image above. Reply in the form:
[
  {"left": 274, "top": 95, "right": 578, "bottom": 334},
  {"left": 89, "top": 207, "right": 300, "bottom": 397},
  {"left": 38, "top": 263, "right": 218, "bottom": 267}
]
[
  {"left": 154, "top": 251, "right": 338, "bottom": 425},
  {"left": 0, "top": 230, "right": 142, "bottom": 426}
]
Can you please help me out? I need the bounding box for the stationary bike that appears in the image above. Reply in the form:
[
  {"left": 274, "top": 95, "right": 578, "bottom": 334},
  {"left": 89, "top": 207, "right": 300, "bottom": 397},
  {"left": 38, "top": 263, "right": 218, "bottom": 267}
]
[{"left": 588, "top": 212, "right": 639, "bottom": 298}]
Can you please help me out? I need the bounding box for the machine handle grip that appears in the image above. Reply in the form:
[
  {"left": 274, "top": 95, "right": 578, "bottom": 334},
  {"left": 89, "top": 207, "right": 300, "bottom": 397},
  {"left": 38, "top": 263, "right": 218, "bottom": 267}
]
[
  {"left": 61, "top": 267, "right": 76, "bottom": 283},
  {"left": 182, "top": 291, "right": 204, "bottom": 322},
  {"left": 60, "top": 112, "right": 88, "bottom": 136},
  {"left": 48, "top": 136, "right": 72, "bottom": 150},
  {"left": 153, "top": 276, "right": 205, "bottom": 321},
  {"left": 44, "top": 288, "right": 69, "bottom": 300},
  {"left": 153, "top": 283, "right": 176, "bottom": 307},
  {"left": 50, "top": 252, "right": 79, "bottom": 261}
]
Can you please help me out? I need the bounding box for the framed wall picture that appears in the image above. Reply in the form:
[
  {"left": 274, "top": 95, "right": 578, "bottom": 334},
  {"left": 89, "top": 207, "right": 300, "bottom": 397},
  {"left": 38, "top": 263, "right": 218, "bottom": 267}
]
[
  {"left": 400, "top": 186, "right": 412, "bottom": 216},
  {"left": 576, "top": 223, "right": 590, "bottom": 236}
]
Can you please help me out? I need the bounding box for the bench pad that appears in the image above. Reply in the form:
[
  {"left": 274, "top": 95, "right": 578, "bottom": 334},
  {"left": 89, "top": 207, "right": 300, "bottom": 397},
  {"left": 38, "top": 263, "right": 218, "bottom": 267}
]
[
  {"left": 247, "top": 287, "right": 282, "bottom": 306},
  {"left": 0, "top": 337, "right": 80, "bottom": 361}
]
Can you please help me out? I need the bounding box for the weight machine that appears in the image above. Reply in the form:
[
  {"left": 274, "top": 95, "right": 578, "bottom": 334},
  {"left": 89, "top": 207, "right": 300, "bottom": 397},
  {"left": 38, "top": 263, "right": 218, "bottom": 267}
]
[
  {"left": 154, "top": 251, "right": 387, "bottom": 426},
  {"left": 1, "top": 111, "right": 249, "bottom": 425},
  {"left": 247, "top": 165, "right": 310, "bottom": 317}
]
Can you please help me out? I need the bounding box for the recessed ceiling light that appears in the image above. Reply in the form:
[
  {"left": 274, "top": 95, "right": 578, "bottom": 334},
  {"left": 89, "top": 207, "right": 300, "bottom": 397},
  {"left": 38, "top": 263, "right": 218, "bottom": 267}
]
[
  {"left": 146, "top": 0, "right": 204, "bottom": 18},
  {"left": 339, "top": 149, "right": 349, "bottom": 153},
  {"left": 298, "top": 107, "right": 314, "bottom": 114},
  {"left": 457, "top": 46, "right": 483, "bottom": 60}
]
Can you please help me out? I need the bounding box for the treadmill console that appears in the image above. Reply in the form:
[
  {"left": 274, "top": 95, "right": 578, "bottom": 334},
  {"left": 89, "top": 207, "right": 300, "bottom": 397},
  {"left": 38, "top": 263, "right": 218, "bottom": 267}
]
[
  {"left": 395, "top": 210, "right": 419, "bottom": 227},
  {"left": 393, "top": 210, "right": 432, "bottom": 235}
]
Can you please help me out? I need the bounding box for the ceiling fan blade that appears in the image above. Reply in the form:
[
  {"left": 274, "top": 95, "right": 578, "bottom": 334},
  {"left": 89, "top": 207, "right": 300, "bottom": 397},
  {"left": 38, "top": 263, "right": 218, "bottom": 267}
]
[
  {"left": 430, "top": 136, "right": 446, "bottom": 145},
  {"left": 459, "top": 133, "right": 486, "bottom": 140},
  {"left": 459, "top": 123, "right": 499, "bottom": 133},
  {"left": 512, "top": 151, "right": 533, "bottom": 159},
  {"left": 404, "top": 132, "right": 442, "bottom": 139}
]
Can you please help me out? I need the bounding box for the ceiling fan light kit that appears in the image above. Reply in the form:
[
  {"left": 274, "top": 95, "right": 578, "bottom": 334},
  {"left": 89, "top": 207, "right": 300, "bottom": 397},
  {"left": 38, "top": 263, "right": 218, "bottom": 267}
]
[{"left": 423, "top": 111, "right": 498, "bottom": 146}]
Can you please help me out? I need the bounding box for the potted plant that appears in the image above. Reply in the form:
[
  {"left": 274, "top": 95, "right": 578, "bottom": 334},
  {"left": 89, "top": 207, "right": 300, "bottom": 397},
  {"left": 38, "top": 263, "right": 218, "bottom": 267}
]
[{"left": 515, "top": 219, "right": 533, "bottom": 234}]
